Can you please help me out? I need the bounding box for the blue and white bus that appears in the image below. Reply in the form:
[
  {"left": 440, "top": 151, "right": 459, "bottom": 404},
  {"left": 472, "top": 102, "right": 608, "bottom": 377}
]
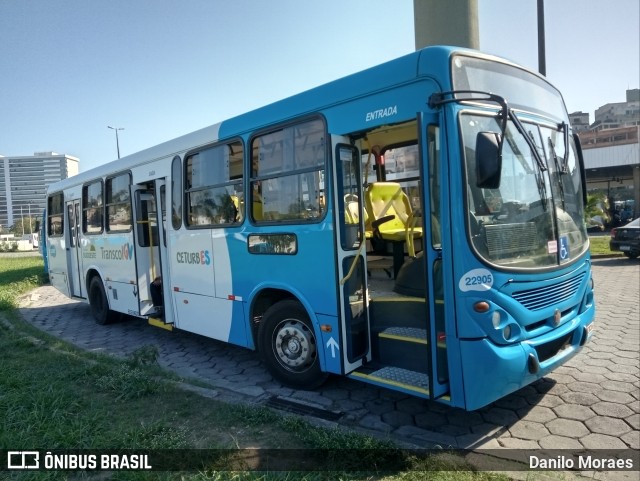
[{"left": 45, "top": 46, "right": 595, "bottom": 410}]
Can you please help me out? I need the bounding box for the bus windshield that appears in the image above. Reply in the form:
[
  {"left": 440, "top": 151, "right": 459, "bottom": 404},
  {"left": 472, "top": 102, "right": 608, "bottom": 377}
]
[
  {"left": 452, "top": 54, "right": 568, "bottom": 121},
  {"left": 461, "top": 112, "right": 589, "bottom": 269}
]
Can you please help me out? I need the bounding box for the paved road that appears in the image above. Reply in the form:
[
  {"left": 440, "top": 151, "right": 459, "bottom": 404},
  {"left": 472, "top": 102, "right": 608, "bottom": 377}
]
[{"left": 18, "top": 257, "right": 639, "bottom": 452}]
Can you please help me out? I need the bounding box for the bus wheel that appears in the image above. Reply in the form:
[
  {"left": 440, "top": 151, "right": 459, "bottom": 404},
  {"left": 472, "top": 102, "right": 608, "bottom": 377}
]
[
  {"left": 88, "top": 277, "right": 113, "bottom": 325},
  {"left": 258, "top": 300, "right": 328, "bottom": 389}
]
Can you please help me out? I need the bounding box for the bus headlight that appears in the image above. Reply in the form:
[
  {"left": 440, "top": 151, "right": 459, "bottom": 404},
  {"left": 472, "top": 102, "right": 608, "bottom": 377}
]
[
  {"left": 503, "top": 325, "right": 512, "bottom": 340},
  {"left": 492, "top": 311, "right": 501, "bottom": 329},
  {"left": 489, "top": 309, "right": 519, "bottom": 343}
]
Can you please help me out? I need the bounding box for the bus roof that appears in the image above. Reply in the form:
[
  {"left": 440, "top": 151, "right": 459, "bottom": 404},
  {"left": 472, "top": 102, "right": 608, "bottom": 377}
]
[{"left": 47, "top": 45, "right": 496, "bottom": 193}]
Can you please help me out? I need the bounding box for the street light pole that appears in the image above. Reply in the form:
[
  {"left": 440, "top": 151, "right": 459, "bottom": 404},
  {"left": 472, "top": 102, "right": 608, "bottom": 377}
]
[
  {"left": 107, "top": 126, "right": 124, "bottom": 159},
  {"left": 537, "top": 0, "right": 546, "bottom": 76}
]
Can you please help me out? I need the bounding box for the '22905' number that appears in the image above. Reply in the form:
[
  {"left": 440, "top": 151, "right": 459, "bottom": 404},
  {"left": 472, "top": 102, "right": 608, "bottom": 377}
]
[
  {"left": 465, "top": 274, "right": 493, "bottom": 286},
  {"left": 459, "top": 268, "right": 494, "bottom": 292}
]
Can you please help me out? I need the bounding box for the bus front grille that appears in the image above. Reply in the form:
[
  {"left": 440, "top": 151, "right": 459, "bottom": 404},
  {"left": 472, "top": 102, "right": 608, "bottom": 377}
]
[{"left": 512, "top": 272, "right": 585, "bottom": 311}]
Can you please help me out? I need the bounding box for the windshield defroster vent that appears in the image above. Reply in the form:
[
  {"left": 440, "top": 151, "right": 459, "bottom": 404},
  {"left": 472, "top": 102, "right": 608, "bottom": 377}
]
[{"left": 485, "top": 222, "right": 537, "bottom": 257}]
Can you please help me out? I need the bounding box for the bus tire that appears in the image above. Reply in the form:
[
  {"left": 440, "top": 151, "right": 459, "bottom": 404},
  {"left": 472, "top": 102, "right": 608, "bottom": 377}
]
[
  {"left": 258, "top": 300, "right": 328, "bottom": 389},
  {"left": 88, "top": 276, "right": 113, "bottom": 325}
]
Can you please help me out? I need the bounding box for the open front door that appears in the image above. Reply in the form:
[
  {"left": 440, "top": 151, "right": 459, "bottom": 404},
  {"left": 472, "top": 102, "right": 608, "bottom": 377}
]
[
  {"left": 421, "top": 116, "right": 450, "bottom": 400},
  {"left": 333, "top": 139, "right": 370, "bottom": 373},
  {"left": 130, "top": 180, "right": 166, "bottom": 317}
]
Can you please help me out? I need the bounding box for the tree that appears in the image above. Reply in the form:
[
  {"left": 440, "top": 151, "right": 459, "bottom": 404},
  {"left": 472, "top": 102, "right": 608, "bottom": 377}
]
[
  {"left": 584, "top": 193, "right": 610, "bottom": 227},
  {"left": 10, "top": 216, "right": 36, "bottom": 236}
]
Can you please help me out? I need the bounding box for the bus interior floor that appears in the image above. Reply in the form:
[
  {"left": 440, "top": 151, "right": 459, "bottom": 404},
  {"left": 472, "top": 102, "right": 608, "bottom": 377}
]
[{"left": 367, "top": 255, "right": 401, "bottom": 298}]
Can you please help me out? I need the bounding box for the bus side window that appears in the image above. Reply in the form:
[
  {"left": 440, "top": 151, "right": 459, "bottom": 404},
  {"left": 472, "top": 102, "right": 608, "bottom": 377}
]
[
  {"left": 185, "top": 141, "right": 244, "bottom": 227},
  {"left": 171, "top": 155, "right": 182, "bottom": 230},
  {"left": 106, "top": 172, "right": 132, "bottom": 233},
  {"left": 82, "top": 180, "right": 104, "bottom": 235},
  {"left": 428, "top": 125, "right": 441, "bottom": 248},
  {"left": 160, "top": 185, "right": 166, "bottom": 246},
  {"left": 67, "top": 204, "right": 75, "bottom": 247},
  {"left": 250, "top": 118, "right": 326, "bottom": 223},
  {"left": 48, "top": 193, "right": 64, "bottom": 237}
]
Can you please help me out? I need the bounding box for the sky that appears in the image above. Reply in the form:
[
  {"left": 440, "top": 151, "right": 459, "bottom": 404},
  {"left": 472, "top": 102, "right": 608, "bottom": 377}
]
[{"left": 1, "top": 0, "right": 638, "bottom": 172}]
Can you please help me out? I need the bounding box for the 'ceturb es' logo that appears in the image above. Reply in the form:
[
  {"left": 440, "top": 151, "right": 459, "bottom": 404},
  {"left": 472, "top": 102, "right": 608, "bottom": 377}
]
[{"left": 176, "top": 250, "right": 211, "bottom": 265}]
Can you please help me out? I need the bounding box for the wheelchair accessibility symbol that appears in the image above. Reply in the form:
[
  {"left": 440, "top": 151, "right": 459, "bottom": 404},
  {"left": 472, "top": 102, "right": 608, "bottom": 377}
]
[{"left": 559, "top": 236, "right": 570, "bottom": 261}]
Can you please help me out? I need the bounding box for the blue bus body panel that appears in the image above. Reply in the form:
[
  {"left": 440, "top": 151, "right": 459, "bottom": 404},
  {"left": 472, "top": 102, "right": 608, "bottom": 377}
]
[
  {"left": 222, "top": 219, "right": 342, "bottom": 374},
  {"left": 317, "top": 313, "right": 342, "bottom": 374},
  {"left": 227, "top": 223, "right": 338, "bottom": 316},
  {"left": 214, "top": 47, "right": 466, "bottom": 142},
  {"left": 217, "top": 50, "right": 427, "bottom": 139}
]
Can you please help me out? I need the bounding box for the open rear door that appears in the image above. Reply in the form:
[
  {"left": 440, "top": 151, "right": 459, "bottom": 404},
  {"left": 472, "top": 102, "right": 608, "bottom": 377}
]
[
  {"left": 130, "top": 182, "right": 163, "bottom": 317},
  {"left": 65, "top": 200, "right": 84, "bottom": 298}
]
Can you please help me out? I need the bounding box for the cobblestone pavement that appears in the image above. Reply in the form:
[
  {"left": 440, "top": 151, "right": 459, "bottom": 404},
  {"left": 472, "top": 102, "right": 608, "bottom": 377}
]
[{"left": 18, "top": 257, "right": 639, "bottom": 452}]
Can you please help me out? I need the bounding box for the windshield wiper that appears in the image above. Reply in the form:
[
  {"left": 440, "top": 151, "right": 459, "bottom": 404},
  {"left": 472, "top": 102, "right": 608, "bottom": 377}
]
[
  {"left": 430, "top": 90, "right": 550, "bottom": 210},
  {"left": 507, "top": 110, "right": 549, "bottom": 211},
  {"left": 507, "top": 110, "right": 547, "bottom": 173},
  {"left": 430, "top": 90, "right": 547, "bottom": 173}
]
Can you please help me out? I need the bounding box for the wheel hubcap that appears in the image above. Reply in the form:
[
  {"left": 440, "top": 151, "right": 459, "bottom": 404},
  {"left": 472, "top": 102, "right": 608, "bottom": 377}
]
[{"left": 273, "top": 319, "right": 316, "bottom": 372}]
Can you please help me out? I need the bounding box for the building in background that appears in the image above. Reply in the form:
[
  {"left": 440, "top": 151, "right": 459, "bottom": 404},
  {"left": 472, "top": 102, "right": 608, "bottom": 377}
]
[
  {"left": 568, "top": 111, "right": 591, "bottom": 133},
  {"left": 0, "top": 152, "right": 79, "bottom": 231},
  {"left": 571, "top": 89, "right": 640, "bottom": 222},
  {"left": 591, "top": 88, "right": 640, "bottom": 132}
]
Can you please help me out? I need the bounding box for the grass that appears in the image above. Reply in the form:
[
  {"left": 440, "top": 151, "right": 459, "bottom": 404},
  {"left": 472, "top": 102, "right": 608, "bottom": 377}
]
[
  {"left": 1, "top": 255, "right": 509, "bottom": 480},
  {"left": 589, "top": 234, "right": 623, "bottom": 256},
  {"left": 0, "top": 255, "right": 48, "bottom": 310}
]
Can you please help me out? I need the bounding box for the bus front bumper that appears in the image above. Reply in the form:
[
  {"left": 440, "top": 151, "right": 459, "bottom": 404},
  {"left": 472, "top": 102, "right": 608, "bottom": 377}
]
[{"left": 459, "top": 306, "right": 595, "bottom": 411}]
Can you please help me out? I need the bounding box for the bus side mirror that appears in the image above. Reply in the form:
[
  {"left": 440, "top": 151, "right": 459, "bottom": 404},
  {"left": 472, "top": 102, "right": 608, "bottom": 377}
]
[
  {"left": 476, "top": 132, "right": 502, "bottom": 189},
  {"left": 573, "top": 133, "right": 588, "bottom": 207}
]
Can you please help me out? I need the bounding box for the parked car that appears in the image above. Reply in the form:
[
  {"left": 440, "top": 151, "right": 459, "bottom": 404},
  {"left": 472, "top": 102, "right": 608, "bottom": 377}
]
[{"left": 610, "top": 218, "right": 640, "bottom": 259}]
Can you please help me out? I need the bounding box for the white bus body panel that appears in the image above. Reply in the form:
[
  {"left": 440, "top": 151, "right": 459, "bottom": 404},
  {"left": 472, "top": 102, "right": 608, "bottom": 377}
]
[
  {"left": 95, "top": 233, "right": 139, "bottom": 316},
  {"left": 169, "top": 230, "right": 215, "bottom": 297},
  {"left": 172, "top": 292, "right": 235, "bottom": 341},
  {"left": 47, "top": 236, "right": 70, "bottom": 297},
  {"left": 167, "top": 227, "right": 243, "bottom": 343}
]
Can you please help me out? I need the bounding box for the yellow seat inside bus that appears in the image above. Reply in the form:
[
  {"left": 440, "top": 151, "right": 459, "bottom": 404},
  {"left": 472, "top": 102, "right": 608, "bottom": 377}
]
[
  {"left": 344, "top": 194, "right": 372, "bottom": 239},
  {"left": 365, "top": 182, "right": 422, "bottom": 256}
]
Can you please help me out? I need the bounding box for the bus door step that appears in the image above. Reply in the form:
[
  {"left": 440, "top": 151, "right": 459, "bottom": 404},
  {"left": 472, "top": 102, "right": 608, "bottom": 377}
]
[
  {"left": 148, "top": 317, "right": 174, "bottom": 331},
  {"left": 349, "top": 366, "right": 430, "bottom": 398},
  {"left": 379, "top": 326, "right": 427, "bottom": 344},
  {"left": 374, "top": 327, "right": 429, "bottom": 373}
]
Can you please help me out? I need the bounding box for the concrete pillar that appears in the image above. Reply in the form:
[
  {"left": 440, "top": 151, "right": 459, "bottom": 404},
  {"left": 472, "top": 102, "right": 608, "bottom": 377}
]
[
  {"left": 633, "top": 164, "right": 640, "bottom": 218},
  {"left": 414, "top": 0, "right": 479, "bottom": 50}
]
